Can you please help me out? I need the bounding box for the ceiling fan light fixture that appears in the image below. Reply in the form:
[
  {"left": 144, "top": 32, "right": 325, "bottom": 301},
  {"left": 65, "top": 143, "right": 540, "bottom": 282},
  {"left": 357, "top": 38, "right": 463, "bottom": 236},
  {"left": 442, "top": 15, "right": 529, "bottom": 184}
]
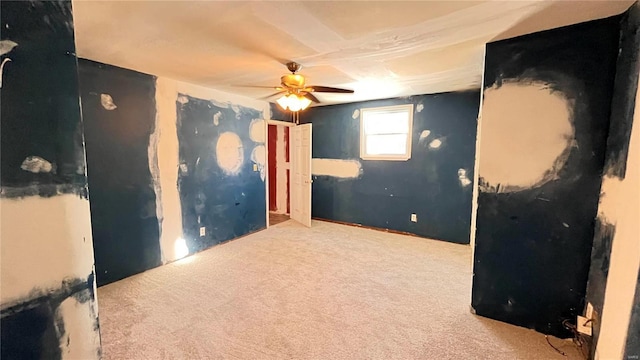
[{"left": 276, "top": 93, "right": 311, "bottom": 112}]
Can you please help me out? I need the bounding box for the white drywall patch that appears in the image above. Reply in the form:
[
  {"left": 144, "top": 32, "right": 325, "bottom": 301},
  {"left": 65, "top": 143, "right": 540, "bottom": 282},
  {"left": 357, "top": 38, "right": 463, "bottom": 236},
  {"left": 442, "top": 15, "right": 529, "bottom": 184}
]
[
  {"left": 216, "top": 132, "right": 244, "bottom": 175},
  {"left": 213, "top": 111, "right": 221, "bottom": 126},
  {"left": 0, "top": 195, "right": 95, "bottom": 303},
  {"left": 0, "top": 58, "right": 12, "bottom": 88},
  {"left": 429, "top": 138, "right": 443, "bottom": 149},
  {"left": 249, "top": 119, "right": 266, "bottom": 143},
  {"left": 155, "top": 80, "right": 183, "bottom": 263},
  {"left": 148, "top": 110, "right": 163, "bottom": 240},
  {"left": 458, "top": 168, "right": 472, "bottom": 187},
  {"left": 100, "top": 93, "right": 117, "bottom": 110},
  {"left": 419, "top": 130, "right": 431, "bottom": 143},
  {"left": 416, "top": 103, "right": 424, "bottom": 113},
  {"left": 0, "top": 39, "right": 17, "bottom": 55},
  {"left": 312, "top": 159, "right": 362, "bottom": 178},
  {"left": 352, "top": 109, "right": 360, "bottom": 119},
  {"left": 251, "top": 145, "right": 266, "bottom": 181},
  {"left": 20, "top": 156, "right": 53, "bottom": 173},
  {"left": 479, "top": 81, "right": 573, "bottom": 192},
  {"left": 231, "top": 104, "right": 241, "bottom": 118},
  {"left": 57, "top": 295, "right": 100, "bottom": 360}
]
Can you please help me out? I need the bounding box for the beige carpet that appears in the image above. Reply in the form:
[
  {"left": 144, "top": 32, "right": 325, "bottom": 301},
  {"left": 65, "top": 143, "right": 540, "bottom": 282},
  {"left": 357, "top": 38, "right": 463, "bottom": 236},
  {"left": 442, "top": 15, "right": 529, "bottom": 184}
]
[{"left": 97, "top": 220, "right": 582, "bottom": 359}]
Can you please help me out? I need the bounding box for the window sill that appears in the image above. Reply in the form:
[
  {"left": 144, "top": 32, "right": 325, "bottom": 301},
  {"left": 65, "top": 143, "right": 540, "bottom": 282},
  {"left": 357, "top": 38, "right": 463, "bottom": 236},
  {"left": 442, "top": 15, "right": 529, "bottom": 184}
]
[{"left": 360, "top": 156, "right": 411, "bottom": 161}]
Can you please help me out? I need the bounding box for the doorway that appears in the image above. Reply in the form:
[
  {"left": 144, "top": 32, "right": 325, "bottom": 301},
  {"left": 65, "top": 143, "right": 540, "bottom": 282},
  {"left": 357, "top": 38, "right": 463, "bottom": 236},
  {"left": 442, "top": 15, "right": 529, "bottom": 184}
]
[{"left": 267, "top": 122, "right": 291, "bottom": 226}]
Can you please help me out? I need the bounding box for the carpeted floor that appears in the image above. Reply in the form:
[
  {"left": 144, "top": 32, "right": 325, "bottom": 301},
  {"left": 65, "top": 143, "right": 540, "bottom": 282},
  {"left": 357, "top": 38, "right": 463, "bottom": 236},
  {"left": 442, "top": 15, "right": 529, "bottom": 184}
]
[{"left": 97, "top": 220, "right": 582, "bottom": 359}]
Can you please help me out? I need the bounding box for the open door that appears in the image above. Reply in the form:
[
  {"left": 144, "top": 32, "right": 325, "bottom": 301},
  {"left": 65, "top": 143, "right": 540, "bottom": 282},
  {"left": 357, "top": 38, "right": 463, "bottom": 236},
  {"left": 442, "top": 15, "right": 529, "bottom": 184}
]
[{"left": 291, "top": 123, "right": 312, "bottom": 227}]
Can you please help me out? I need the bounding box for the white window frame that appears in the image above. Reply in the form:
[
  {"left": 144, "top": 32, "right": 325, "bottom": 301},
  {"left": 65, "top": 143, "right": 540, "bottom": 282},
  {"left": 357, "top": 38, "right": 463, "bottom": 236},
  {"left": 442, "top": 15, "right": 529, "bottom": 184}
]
[{"left": 360, "top": 104, "right": 413, "bottom": 161}]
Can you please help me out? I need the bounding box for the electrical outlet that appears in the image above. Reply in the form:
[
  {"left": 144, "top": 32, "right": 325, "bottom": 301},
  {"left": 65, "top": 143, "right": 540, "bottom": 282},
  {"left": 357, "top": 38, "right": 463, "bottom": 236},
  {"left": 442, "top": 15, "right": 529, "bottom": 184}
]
[
  {"left": 586, "top": 302, "right": 594, "bottom": 319},
  {"left": 411, "top": 213, "right": 417, "bottom": 222},
  {"left": 199, "top": 227, "right": 206, "bottom": 237},
  {"left": 577, "top": 315, "right": 592, "bottom": 336}
]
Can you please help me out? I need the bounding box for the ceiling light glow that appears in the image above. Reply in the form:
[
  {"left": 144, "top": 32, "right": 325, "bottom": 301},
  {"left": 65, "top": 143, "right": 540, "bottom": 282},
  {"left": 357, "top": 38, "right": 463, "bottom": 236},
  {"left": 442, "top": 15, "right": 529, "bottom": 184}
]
[{"left": 276, "top": 93, "right": 312, "bottom": 112}]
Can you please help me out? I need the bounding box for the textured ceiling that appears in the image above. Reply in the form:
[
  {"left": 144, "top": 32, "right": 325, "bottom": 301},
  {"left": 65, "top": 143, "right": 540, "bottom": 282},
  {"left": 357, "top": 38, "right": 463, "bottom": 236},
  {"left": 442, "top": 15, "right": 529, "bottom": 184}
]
[{"left": 73, "top": 1, "right": 633, "bottom": 106}]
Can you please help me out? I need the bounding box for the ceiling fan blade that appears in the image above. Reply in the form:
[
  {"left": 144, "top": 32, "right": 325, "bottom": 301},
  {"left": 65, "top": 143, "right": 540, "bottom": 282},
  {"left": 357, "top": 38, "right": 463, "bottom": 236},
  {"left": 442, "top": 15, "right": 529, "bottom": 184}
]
[
  {"left": 302, "top": 92, "right": 320, "bottom": 103},
  {"left": 234, "top": 85, "right": 283, "bottom": 90},
  {"left": 309, "top": 85, "right": 354, "bottom": 94},
  {"left": 258, "top": 91, "right": 287, "bottom": 100}
]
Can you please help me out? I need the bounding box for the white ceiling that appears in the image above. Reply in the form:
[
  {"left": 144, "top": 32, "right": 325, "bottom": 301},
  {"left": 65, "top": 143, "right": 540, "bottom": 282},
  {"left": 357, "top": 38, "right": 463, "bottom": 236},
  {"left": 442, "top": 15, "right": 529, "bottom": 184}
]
[{"left": 73, "top": 0, "right": 634, "bottom": 106}]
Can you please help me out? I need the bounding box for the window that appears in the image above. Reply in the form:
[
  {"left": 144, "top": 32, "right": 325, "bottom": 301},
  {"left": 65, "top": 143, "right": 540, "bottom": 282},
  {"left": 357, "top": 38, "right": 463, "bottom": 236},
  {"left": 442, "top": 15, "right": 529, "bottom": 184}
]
[{"left": 360, "top": 104, "right": 413, "bottom": 161}]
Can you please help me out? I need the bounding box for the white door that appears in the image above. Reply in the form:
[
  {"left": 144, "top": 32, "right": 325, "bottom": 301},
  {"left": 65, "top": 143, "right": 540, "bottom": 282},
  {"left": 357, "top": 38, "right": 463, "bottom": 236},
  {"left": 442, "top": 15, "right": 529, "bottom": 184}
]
[{"left": 291, "top": 124, "right": 312, "bottom": 227}]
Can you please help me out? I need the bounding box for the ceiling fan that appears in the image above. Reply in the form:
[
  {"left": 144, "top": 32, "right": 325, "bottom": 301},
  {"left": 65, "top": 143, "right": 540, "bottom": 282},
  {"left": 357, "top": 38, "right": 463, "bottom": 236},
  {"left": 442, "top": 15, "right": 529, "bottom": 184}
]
[{"left": 246, "top": 62, "right": 354, "bottom": 111}]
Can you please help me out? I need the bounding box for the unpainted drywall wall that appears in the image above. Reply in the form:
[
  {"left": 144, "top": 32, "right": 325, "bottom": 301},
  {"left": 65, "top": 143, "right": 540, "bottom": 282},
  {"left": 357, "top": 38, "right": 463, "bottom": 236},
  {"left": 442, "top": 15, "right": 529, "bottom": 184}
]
[
  {"left": 472, "top": 16, "right": 620, "bottom": 337},
  {"left": 0, "top": 1, "right": 100, "bottom": 358},
  {"left": 78, "top": 60, "right": 162, "bottom": 286},
  {"left": 586, "top": 3, "right": 640, "bottom": 359},
  {"left": 595, "top": 119, "right": 640, "bottom": 359},
  {"left": 302, "top": 91, "right": 479, "bottom": 244}
]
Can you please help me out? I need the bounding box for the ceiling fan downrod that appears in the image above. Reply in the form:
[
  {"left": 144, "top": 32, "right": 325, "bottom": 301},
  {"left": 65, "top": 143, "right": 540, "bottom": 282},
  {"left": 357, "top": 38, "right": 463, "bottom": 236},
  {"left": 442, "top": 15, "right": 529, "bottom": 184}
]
[{"left": 286, "top": 61, "right": 302, "bottom": 74}]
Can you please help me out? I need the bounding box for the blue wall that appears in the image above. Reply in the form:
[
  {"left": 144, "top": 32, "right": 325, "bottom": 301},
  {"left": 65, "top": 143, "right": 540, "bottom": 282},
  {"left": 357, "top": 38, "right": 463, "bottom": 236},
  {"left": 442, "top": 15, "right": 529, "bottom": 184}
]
[
  {"left": 302, "top": 91, "right": 479, "bottom": 244},
  {"left": 177, "top": 95, "right": 266, "bottom": 253},
  {"left": 78, "top": 60, "right": 162, "bottom": 286},
  {"left": 76, "top": 61, "right": 270, "bottom": 282},
  {"left": 1, "top": 1, "right": 99, "bottom": 358},
  {"left": 1, "top": 1, "right": 86, "bottom": 198},
  {"left": 472, "top": 16, "right": 620, "bottom": 338}
]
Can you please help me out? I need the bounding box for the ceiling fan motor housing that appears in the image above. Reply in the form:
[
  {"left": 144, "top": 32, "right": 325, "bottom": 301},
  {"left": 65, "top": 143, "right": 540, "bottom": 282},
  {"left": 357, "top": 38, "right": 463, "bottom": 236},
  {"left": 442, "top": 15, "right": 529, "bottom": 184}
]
[{"left": 281, "top": 74, "right": 306, "bottom": 89}]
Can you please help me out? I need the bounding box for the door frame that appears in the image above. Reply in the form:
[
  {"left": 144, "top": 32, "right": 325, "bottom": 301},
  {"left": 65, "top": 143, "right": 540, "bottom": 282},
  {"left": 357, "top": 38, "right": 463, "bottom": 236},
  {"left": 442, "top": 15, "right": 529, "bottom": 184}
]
[{"left": 265, "top": 119, "right": 295, "bottom": 228}]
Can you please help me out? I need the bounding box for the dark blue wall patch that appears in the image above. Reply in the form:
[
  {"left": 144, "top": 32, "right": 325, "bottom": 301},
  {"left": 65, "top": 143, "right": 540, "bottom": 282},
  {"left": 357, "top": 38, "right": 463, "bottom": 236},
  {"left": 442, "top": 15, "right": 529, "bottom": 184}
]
[
  {"left": 78, "top": 59, "right": 162, "bottom": 286},
  {"left": 603, "top": 3, "right": 640, "bottom": 179},
  {"left": 1, "top": 274, "right": 99, "bottom": 360},
  {"left": 1, "top": 0, "right": 86, "bottom": 198}
]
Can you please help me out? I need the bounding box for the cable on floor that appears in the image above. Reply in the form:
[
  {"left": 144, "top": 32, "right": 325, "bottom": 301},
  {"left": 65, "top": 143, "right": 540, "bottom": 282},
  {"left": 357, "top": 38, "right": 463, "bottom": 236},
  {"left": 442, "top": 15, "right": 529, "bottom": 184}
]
[
  {"left": 562, "top": 319, "right": 591, "bottom": 359},
  {"left": 546, "top": 335, "right": 567, "bottom": 357}
]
